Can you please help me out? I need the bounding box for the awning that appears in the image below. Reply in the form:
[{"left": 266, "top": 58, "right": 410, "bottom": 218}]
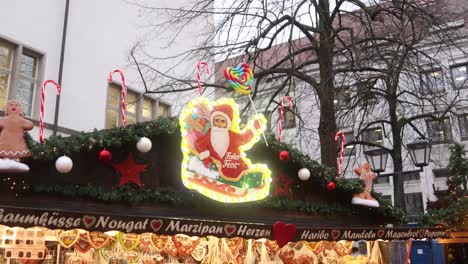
[{"left": 0, "top": 204, "right": 450, "bottom": 242}]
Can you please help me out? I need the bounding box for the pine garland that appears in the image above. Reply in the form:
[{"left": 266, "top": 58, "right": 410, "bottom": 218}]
[
  {"left": 257, "top": 134, "right": 366, "bottom": 195},
  {"left": 24, "top": 118, "right": 365, "bottom": 195},
  {"left": 25, "top": 117, "right": 179, "bottom": 160}
]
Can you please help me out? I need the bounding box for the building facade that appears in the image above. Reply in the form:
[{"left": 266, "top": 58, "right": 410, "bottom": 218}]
[
  {"left": 0, "top": 0, "right": 213, "bottom": 139},
  {"left": 215, "top": 1, "right": 468, "bottom": 221}
]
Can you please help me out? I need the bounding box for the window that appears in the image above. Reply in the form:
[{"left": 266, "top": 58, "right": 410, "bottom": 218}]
[
  {"left": 373, "top": 176, "right": 389, "bottom": 184},
  {"left": 361, "top": 128, "right": 383, "bottom": 149},
  {"left": 282, "top": 110, "right": 296, "bottom": 129},
  {"left": 105, "top": 84, "right": 160, "bottom": 128},
  {"left": 421, "top": 70, "right": 445, "bottom": 94},
  {"left": 142, "top": 98, "right": 154, "bottom": 121},
  {"left": 405, "top": 192, "right": 424, "bottom": 221},
  {"left": 0, "top": 40, "right": 42, "bottom": 117},
  {"left": 450, "top": 64, "right": 468, "bottom": 89},
  {"left": 426, "top": 118, "right": 452, "bottom": 144},
  {"left": 337, "top": 132, "right": 356, "bottom": 156},
  {"left": 125, "top": 91, "right": 138, "bottom": 125},
  {"left": 404, "top": 172, "right": 420, "bottom": 182},
  {"left": 458, "top": 114, "right": 468, "bottom": 140},
  {"left": 334, "top": 86, "right": 352, "bottom": 110},
  {"left": 157, "top": 102, "right": 171, "bottom": 118},
  {"left": 357, "top": 82, "right": 378, "bottom": 106},
  {"left": 433, "top": 168, "right": 450, "bottom": 179},
  {"left": 0, "top": 42, "right": 14, "bottom": 108}
]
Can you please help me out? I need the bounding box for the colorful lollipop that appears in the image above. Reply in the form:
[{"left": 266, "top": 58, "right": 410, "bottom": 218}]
[
  {"left": 224, "top": 63, "right": 254, "bottom": 95},
  {"left": 224, "top": 63, "right": 268, "bottom": 146}
]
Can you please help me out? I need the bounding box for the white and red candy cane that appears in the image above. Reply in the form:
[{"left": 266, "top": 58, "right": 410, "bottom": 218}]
[
  {"left": 196, "top": 61, "right": 210, "bottom": 96},
  {"left": 108, "top": 69, "right": 126, "bottom": 127},
  {"left": 39, "top": 80, "right": 61, "bottom": 144},
  {"left": 335, "top": 131, "right": 346, "bottom": 176},
  {"left": 278, "top": 96, "right": 294, "bottom": 143}
]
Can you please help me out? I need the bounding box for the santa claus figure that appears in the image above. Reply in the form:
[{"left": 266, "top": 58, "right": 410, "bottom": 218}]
[{"left": 194, "top": 104, "right": 262, "bottom": 182}]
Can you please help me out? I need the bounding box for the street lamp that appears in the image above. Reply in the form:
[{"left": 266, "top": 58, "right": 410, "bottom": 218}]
[
  {"left": 363, "top": 138, "right": 432, "bottom": 174},
  {"left": 363, "top": 147, "right": 389, "bottom": 173},
  {"left": 407, "top": 138, "right": 431, "bottom": 167}
]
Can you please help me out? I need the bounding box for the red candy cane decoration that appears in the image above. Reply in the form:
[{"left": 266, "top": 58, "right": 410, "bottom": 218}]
[
  {"left": 278, "top": 96, "right": 294, "bottom": 143},
  {"left": 108, "top": 69, "right": 126, "bottom": 127},
  {"left": 39, "top": 80, "right": 61, "bottom": 144},
  {"left": 335, "top": 131, "right": 345, "bottom": 176},
  {"left": 196, "top": 61, "right": 210, "bottom": 96}
]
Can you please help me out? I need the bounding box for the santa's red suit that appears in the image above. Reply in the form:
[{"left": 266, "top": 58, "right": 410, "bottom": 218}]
[{"left": 194, "top": 104, "right": 260, "bottom": 182}]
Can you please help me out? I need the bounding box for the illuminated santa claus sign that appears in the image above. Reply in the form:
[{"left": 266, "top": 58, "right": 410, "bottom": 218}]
[{"left": 179, "top": 97, "right": 271, "bottom": 203}]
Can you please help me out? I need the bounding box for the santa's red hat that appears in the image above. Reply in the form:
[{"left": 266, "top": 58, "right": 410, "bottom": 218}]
[{"left": 211, "top": 104, "right": 233, "bottom": 128}]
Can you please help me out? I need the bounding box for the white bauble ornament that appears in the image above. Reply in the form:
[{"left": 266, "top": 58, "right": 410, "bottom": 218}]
[
  {"left": 136, "top": 137, "right": 152, "bottom": 153},
  {"left": 298, "top": 168, "right": 310, "bottom": 181},
  {"left": 55, "top": 155, "right": 73, "bottom": 173}
]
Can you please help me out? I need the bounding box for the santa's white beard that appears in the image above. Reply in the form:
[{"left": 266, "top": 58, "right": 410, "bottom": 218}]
[{"left": 211, "top": 126, "right": 230, "bottom": 158}]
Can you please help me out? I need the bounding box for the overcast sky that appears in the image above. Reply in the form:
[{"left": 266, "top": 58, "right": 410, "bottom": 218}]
[{"left": 212, "top": 0, "right": 374, "bottom": 59}]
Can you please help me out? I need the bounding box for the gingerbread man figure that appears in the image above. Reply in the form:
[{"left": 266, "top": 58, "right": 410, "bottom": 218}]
[
  {"left": 0, "top": 100, "right": 34, "bottom": 172},
  {"left": 351, "top": 162, "right": 380, "bottom": 207}
]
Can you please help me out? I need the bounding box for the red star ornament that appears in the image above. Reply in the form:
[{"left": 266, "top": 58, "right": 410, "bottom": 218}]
[
  {"left": 112, "top": 153, "right": 147, "bottom": 187},
  {"left": 273, "top": 174, "right": 293, "bottom": 198}
]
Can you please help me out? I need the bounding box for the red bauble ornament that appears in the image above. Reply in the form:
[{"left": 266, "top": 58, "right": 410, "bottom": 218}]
[
  {"left": 326, "top": 181, "right": 336, "bottom": 191},
  {"left": 99, "top": 149, "right": 112, "bottom": 163},
  {"left": 279, "top": 150, "right": 289, "bottom": 161}
]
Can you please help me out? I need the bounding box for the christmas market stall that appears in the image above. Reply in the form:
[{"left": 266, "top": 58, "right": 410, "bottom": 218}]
[{"left": 0, "top": 66, "right": 451, "bottom": 263}]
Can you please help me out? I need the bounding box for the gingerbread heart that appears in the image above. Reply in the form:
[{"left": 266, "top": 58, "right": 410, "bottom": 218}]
[
  {"left": 56, "top": 230, "right": 80, "bottom": 248},
  {"left": 225, "top": 237, "right": 243, "bottom": 254},
  {"left": 100, "top": 247, "right": 113, "bottom": 261},
  {"left": 312, "top": 241, "right": 325, "bottom": 255},
  {"left": 273, "top": 221, "right": 296, "bottom": 248},
  {"left": 265, "top": 239, "right": 280, "bottom": 255},
  {"left": 74, "top": 233, "right": 92, "bottom": 254},
  {"left": 164, "top": 236, "right": 178, "bottom": 256},
  {"left": 123, "top": 249, "right": 141, "bottom": 264},
  {"left": 150, "top": 234, "right": 168, "bottom": 251},
  {"left": 323, "top": 241, "right": 333, "bottom": 250},
  {"left": 118, "top": 233, "right": 141, "bottom": 251},
  {"left": 191, "top": 244, "right": 207, "bottom": 262},
  {"left": 334, "top": 241, "right": 348, "bottom": 256},
  {"left": 86, "top": 231, "right": 110, "bottom": 249},
  {"left": 173, "top": 234, "right": 200, "bottom": 257},
  {"left": 279, "top": 249, "right": 295, "bottom": 263},
  {"left": 138, "top": 233, "right": 152, "bottom": 253},
  {"left": 106, "top": 235, "right": 118, "bottom": 249}
]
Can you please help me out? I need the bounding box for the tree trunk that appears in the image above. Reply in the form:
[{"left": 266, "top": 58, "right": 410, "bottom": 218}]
[
  {"left": 388, "top": 83, "right": 406, "bottom": 212},
  {"left": 317, "top": 0, "right": 338, "bottom": 168}
]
